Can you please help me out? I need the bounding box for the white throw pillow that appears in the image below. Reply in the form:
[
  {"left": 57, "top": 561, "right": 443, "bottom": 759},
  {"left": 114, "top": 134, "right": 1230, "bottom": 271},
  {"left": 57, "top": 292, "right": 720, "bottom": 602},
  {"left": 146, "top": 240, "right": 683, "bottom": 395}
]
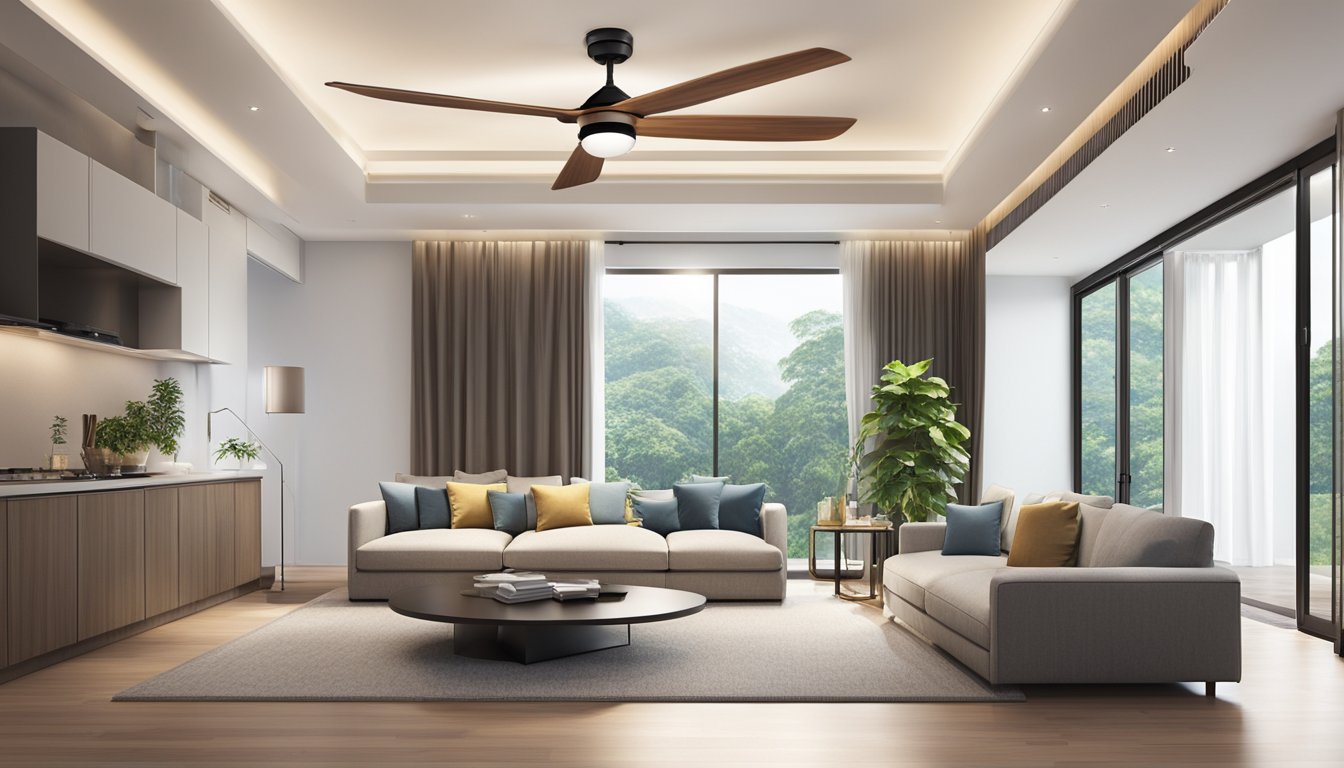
[{"left": 980, "top": 484, "right": 1017, "bottom": 553}]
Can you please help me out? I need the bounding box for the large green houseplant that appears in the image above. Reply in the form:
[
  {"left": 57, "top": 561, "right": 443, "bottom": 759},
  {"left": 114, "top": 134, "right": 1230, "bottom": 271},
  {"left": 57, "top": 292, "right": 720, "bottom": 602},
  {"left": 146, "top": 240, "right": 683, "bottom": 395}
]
[{"left": 851, "top": 358, "right": 971, "bottom": 523}]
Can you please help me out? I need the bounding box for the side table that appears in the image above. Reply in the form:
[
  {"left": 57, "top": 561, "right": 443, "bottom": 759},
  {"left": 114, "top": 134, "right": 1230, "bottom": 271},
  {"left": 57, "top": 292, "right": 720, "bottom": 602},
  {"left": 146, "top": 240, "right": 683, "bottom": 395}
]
[{"left": 808, "top": 524, "right": 898, "bottom": 601}]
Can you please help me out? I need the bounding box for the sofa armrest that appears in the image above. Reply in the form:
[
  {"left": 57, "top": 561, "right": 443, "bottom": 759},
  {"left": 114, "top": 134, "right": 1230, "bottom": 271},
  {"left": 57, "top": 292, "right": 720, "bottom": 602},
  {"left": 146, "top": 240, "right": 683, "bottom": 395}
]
[
  {"left": 988, "top": 566, "right": 1241, "bottom": 684},
  {"left": 348, "top": 501, "right": 387, "bottom": 573},
  {"left": 899, "top": 522, "right": 946, "bottom": 553},
  {"left": 760, "top": 503, "right": 787, "bottom": 559}
]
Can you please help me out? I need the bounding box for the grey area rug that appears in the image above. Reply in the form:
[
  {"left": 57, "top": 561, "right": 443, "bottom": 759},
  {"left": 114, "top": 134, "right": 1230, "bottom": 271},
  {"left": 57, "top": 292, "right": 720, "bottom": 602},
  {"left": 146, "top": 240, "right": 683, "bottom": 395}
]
[{"left": 116, "top": 589, "right": 1023, "bottom": 702}]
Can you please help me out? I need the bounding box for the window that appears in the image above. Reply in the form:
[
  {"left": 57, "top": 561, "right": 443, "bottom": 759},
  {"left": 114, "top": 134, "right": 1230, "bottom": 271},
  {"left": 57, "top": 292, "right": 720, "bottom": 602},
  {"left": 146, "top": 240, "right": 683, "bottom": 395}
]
[{"left": 603, "top": 270, "right": 846, "bottom": 557}]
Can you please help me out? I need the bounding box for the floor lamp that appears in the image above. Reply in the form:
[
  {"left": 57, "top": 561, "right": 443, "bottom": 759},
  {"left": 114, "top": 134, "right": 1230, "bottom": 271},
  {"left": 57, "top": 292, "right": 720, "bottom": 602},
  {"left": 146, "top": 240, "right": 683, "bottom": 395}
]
[{"left": 207, "top": 365, "right": 305, "bottom": 591}]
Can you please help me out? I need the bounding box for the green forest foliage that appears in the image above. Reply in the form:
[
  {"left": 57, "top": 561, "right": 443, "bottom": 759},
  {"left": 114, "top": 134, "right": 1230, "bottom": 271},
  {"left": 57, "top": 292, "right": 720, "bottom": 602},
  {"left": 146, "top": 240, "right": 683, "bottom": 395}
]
[{"left": 605, "top": 302, "right": 849, "bottom": 557}]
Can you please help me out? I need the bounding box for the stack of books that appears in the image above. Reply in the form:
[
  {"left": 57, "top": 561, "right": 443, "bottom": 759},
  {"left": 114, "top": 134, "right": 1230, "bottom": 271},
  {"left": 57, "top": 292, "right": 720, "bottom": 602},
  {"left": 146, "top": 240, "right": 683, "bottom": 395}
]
[
  {"left": 472, "top": 572, "right": 553, "bottom": 603},
  {"left": 551, "top": 579, "right": 601, "bottom": 601}
]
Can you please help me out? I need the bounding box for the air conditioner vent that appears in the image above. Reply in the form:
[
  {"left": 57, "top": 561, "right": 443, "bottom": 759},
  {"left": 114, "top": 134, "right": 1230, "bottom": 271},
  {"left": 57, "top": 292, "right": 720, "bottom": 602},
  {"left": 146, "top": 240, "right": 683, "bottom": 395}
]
[{"left": 207, "top": 191, "right": 232, "bottom": 214}]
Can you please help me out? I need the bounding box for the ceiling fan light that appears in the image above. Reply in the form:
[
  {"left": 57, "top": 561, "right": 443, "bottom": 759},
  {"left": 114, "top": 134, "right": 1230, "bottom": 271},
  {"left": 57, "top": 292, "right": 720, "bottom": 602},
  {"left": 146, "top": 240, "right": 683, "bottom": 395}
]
[{"left": 579, "top": 121, "right": 636, "bottom": 158}]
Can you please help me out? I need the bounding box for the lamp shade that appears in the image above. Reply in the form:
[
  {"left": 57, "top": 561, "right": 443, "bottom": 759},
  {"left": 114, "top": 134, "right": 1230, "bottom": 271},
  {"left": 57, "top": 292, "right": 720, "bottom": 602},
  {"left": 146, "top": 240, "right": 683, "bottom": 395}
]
[{"left": 264, "top": 366, "right": 305, "bottom": 414}]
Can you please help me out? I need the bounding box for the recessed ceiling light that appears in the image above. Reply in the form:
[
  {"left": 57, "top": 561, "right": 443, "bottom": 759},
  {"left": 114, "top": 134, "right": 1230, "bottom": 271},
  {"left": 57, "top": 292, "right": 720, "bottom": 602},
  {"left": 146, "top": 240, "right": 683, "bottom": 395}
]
[
  {"left": 934, "top": 219, "right": 943, "bottom": 224},
  {"left": 1040, "top": 106, "right": 1051, "bottom": 113},
  {"left": 1165, "top": 146, "right": 1176, "bottom": 153},
  {"left": 462, "top": 213, "right": 477, "bottom": 219},
  {"left": 1099, "top": 203, "right": 1110, "bottom": 208},
  {"left": 248, "top": 105, "right": 260, "bottom": 112}
]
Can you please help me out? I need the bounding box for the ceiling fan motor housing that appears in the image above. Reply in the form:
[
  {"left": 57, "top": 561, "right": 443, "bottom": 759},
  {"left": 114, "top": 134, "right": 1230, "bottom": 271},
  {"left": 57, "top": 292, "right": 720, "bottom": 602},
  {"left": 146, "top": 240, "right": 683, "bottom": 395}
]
[{"left": 585, "top": 28, "right": 634, "bottom": 65}]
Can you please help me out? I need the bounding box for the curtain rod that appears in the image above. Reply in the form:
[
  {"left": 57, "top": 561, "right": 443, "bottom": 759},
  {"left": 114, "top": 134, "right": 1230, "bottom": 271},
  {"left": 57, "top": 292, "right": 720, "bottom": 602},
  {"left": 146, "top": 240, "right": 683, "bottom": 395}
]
[{"left": 604, "top": 240, "right": 840, "bottom": 246}]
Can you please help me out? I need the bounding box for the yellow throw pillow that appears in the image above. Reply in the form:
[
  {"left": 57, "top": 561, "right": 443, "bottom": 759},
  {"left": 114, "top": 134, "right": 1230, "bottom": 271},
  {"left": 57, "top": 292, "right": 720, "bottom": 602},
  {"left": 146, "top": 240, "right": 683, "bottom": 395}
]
[
  {"left": 532, "top": 483, "right": 593, "bottom": 532},
  {"left": 1006, "top": 501, "right": 1081, "bottom": 567},
  {"left": 447, "top": 481, "right": 507, "bottom": 529}
]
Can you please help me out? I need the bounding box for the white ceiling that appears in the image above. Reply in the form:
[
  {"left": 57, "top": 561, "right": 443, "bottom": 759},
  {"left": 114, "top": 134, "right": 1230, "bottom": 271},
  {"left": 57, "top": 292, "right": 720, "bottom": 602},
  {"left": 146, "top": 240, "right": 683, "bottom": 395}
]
[
  {"left": 987, "top": 0, "right": 1344, "bottom": 279},
  {"left": 5, "top": 0, "right": 1194, "bottom": 241}
]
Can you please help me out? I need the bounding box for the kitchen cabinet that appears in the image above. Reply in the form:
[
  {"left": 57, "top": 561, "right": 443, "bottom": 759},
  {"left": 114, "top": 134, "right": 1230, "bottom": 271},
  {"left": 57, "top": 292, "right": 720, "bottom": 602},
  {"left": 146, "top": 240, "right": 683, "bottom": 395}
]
[
  {"left": 209, "top": 483, "right": 237, "bottom": 594},
  {"left": 144, "top": 488, "right": 180, "bottom": 616},
  {"left": 77, "top": 491, "right": 145, "bottom": 641},
  {"left": 7, "top": 497, "right": 78, "bottom": 665},
  {"left": 204, "top": 197, "right": 247, "bottom": 365},
  {"left": 179, "top": 483, "right": 237, "bottom": 604},
  {"left": 35, "top": 131, "right": 89, "bottom": 252},
  {"left": 138, "top": 209, "right": 210, "bottom": 357},
  {"left": 234, "top": 479, "right": 261, "bottom": 587},
  {"left": 89, "top": 159, "right": 177, "bottom": 284}
]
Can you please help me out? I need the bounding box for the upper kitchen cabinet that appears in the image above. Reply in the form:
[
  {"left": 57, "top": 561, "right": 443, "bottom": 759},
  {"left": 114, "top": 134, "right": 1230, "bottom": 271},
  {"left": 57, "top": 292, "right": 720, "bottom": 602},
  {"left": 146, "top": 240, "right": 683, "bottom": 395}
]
[
  {"left": 89, "top": 159, "right": 177, "bottom": 285},
  {"left": 35, "top": 131, "right": 89, "bottom": 252}
]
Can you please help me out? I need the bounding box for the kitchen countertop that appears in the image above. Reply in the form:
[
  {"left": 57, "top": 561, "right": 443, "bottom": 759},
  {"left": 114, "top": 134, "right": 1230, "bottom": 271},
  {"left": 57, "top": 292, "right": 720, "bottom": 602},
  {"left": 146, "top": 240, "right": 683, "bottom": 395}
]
[{"left": 0, "top": 471, "right": 264, "bottom": 498}]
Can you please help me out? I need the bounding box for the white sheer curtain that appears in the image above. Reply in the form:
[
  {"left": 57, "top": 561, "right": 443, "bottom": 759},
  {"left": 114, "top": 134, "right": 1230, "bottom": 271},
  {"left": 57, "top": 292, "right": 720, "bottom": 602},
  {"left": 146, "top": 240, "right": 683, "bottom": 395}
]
[
  {"left": 841, "top": 241, "right": 878, "bottom": 448},
  {"left": 1165, "top": 248, "right": 1280, "bottom": 565},
  {"left": 583, "top": 240, "right": 606, "bottom": 480}
]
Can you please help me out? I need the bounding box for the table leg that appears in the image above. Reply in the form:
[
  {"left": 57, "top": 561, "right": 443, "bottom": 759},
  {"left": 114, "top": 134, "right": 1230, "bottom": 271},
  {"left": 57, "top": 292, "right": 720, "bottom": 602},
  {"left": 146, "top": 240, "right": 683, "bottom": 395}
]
[{"left": 833, "top": 527, "right": 841, "bottom": 596}]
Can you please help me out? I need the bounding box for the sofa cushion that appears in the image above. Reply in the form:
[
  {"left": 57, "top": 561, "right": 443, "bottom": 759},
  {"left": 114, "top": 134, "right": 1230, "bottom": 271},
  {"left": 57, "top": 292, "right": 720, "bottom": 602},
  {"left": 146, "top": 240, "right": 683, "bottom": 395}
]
[
  {"left": 1075, "top": 503, "right": 1110, "bottom": 567},
  {"left": 507, "top": 475, "right": 563, "bottom": 528},
  {"left": 569, "top": 478, "right": 633, "bottom": 524},
  {"left": 356, "top": 528, "right": 513, "bottom": 572},
  {"left": 414, "top": 486, "right": 451, "bottom": 529},
  {"left": 455, "top": 468, "right": 508, "bottom": 484},
  {"left": 632, "top": 496, "right": 680, "bottom": 536},
  {"left": 487, "top": 490, "right": 528, "bottom": 536},
  {"left": 394, "top": 473, "right": 452, "bottom": 487},
  {"left": 666, "top": 530, "right": 783, "bottom": 571},
  {"left": 924, "top": 568, "right": 997, "bottom": 649},
  {"left": 504, "top": 525, "right": 669, "bottom": 571},
  {"left": 942, "top": 501, "right": 1003, "bottom": 556},
  {"left": 532, "top": 483, "right": 593, "bottom": 532},
  {"left": 1046, "top": 490, "right": 1115, "bottom": 508},
  {"left": 1088, "top": 504, "right": 1215, "bottom": 567},
  {"left": 883, "top": 550, "right": 1007, "bottom": 610},
  {"left": 980, "top": 484, "right": 1016, "bottom": 552},
  {"left": 1006, "top": 502, "right": 1080, "bottom": 567},
  {"left": 379, "top": 482, "right": 419, "bottom": 535},
  {"left": 447, "top": 482, "right": 506, "bottom": 528},
  {"left": 674, "top": 481, "right": 724, "bottom": 530},
  {"left": 717, "top": 483, "right": 767, "bottom": 537}
]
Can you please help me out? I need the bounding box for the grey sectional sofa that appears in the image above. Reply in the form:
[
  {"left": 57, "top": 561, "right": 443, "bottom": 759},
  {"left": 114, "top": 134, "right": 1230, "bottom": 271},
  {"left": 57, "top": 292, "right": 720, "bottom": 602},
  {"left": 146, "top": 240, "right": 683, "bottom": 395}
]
[
  {"left": 347, "top": 500, "right": 788, "bottom": 601},
  {"left": 882, "top": 500, "right": 1242, "bottom": 694}
]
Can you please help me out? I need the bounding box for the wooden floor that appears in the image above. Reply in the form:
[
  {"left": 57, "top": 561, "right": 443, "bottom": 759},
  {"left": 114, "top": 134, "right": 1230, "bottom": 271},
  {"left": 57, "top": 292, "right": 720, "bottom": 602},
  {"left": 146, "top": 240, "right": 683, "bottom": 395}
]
[{"left": 0, "top": 572, "right": 1342, "bottom": 767}]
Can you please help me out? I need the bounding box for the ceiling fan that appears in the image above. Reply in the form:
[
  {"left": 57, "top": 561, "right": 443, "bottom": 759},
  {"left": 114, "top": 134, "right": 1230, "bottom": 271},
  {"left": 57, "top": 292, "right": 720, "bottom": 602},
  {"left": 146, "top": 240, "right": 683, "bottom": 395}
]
[{"left": 326, "top": 28, "right": 855, "bottom": 190}]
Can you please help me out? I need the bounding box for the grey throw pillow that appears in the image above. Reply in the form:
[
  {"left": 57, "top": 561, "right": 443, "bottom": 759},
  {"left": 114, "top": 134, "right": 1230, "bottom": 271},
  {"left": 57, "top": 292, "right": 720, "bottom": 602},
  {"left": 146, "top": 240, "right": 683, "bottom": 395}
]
[
  {"left": 941, "top": 501, "right": 1004, "bottom": 556},
  {"left": 569, "top": 478, "right": 633, "bottom": 524}
]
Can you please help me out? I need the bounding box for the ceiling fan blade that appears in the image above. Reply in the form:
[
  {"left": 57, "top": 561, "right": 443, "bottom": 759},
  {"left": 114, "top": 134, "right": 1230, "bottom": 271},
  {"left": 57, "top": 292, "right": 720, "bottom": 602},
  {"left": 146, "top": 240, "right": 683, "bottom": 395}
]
[
  {"left": 326, "top": 81, "right": 580, "bottom": 120},
  {"left": 608, "top": 48, "right": 850, "bottom": 117},
  {"left": 552, "top": 145, "right": 605, "bottom": 190},
  {"left": 636, "top": 115, "right": 856, "bottom": 142}
]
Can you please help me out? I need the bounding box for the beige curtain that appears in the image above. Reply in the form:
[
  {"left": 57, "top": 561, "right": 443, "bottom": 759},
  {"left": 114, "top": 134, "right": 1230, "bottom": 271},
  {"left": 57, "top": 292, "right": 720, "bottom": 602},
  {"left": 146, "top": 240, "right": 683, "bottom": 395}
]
[
  {"left": 412, "top": 240, "right": 589, "bottom": 478},
  {"left": 841, "top": 230, "right": 987, "bottom": 502}
]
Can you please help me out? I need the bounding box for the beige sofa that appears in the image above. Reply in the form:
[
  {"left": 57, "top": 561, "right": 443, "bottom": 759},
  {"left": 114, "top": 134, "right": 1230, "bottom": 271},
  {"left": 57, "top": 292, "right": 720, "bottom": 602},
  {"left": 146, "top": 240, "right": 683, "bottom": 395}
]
[
  {"left": 882, "top": 500, "right": 1242, "bottom": 694},
  {"left": 347, "top": 500, "right": 788, "bottom": 601}
]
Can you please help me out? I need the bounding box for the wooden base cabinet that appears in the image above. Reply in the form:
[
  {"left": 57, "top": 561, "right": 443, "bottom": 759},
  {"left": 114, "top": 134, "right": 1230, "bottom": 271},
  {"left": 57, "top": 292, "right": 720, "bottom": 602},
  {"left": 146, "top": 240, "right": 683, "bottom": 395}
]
[
  {"left": 3, "top": 478, "right": 259, "bottom": 676},
  {"left": 7, "top": 497, "right": 78, "bottom": 665},
  {"left": 77, "top": 491, "right": 146, "bottom": 641}
]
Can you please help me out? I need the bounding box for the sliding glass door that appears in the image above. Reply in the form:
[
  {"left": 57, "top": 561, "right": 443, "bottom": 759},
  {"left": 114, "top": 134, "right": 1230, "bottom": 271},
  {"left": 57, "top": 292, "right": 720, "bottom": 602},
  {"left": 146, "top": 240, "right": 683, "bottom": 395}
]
[
  {"left": 1075, "top": 260, "right": 1162, "bottom": 505},
  {"left": 603, "top": 270, "right": 846, "bottom": 558}
]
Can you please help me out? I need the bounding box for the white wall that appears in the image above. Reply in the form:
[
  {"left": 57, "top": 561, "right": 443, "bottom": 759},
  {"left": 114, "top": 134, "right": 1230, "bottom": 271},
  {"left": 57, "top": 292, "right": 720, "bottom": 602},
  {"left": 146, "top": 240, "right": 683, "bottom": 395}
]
[
  {"left": 980, "top": 276, "right": 1073, "bottom": 497},
  {"left": 0, "top": 333, "right": 213, "bottom": 470},
  {"left": 247, "top": 242, "right": 411, "bottom": 566}
]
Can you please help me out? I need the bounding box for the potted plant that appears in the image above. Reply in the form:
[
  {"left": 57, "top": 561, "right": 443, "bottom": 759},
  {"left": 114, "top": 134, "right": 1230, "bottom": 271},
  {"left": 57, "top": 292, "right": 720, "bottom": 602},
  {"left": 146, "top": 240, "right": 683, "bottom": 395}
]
[
  {"left": 49, "top": 415, "right": 69, "bottom": 470},
  {"left": 147, "top": 377, "right": 187, "bottom": 472},
  {"left": 214, "top": 437, "right": 261, "bottom": 470},
  {"left": 95, "top": 400, "right": 155, "bottom": 474},
  {"left": 850, "top": 358, "right": 971, "bottom": 524}
]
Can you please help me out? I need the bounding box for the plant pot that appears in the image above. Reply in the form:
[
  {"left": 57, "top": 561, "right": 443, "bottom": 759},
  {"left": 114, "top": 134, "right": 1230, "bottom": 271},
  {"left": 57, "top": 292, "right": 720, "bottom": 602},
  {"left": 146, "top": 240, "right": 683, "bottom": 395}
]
[
  {"left": 118, "top": 449, "right": 151, "bottom": 474},
  {"left": 81, "top": 447, "right": 117, "bottom": 477},
  {"left": 48, "top": 444, "right": 69, "bottom": 471}
]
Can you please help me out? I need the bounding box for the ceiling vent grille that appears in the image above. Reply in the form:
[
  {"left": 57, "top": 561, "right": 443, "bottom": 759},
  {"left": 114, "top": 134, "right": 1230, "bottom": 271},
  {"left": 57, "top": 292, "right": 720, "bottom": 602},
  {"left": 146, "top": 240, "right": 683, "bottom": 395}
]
[{"left": 207, "top": 191, "right": 232, "bottom": 214}]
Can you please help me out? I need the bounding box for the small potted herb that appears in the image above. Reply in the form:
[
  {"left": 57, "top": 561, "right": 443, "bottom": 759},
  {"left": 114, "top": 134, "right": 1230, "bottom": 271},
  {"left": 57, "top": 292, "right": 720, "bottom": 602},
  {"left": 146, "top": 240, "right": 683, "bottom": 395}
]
[
  {"left": 214, "top": 437, "right": 261, "bottom": 470},
  {"left": 49, "top": 415, "right": 69, "bottom": 470}
]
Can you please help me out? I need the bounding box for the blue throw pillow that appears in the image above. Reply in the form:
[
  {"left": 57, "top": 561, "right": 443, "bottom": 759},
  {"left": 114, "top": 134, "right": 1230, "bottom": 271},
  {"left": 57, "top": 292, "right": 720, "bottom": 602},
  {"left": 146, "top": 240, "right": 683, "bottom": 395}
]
[
  {"left": 587, "top": 481, "right": 633, "bottom": 524},
  {"left": 717, "top": 483, "right": 767, "bottom": 537},
  {"left": 414, "top": 486, "right": 451, "bottom": 529},
  {"left": 673, "top": 481, "right": 723, "bottom": 530},
  {"left": 631, "top": 496, "right": 680, "bottom": 536},
  {"left": 379, "top": 482, "right": 419, "bottom": 535},
  {"left": 690, "top": 474, "right": 730, "bottom": 483},
  {"left": 942, "top": 501, "right": 1005, "bottom": 556},
  {"left": 487, "top": 491, "right": 528, "bottom": 536}
]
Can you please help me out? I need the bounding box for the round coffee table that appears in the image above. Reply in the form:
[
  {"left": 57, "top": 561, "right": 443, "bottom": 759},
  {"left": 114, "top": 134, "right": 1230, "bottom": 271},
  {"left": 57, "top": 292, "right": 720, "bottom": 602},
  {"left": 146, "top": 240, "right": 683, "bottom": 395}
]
[{"left": 390, "top": 584, "right": 707, "bottom": 664}]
